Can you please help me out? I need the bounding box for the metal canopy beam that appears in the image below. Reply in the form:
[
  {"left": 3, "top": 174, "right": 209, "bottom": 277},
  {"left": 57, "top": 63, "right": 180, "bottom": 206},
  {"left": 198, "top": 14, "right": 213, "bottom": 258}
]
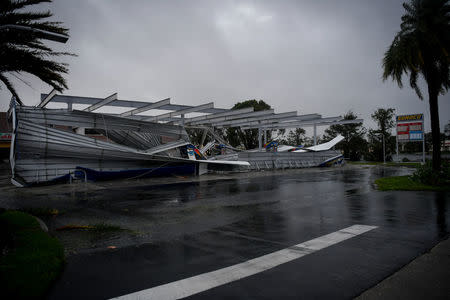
[
  {"left": 173, "top": 107, "right": 255, "bottom": 125},
  {"left": 37, "top": 89, "right": 57, "bottom": 108},
  {"left": 325, "top": 119, "right": 363, "bottom": 125},
  {"left": 42, "top": 94, "right": 227, "bottom": 114},
  {"left": 240, "top": 116, "right": 341, "bottom": 130},
  {"left": 213, "top": 111, "right": 297, "bottom": 127},
  {"left": 120, "top": 98, "right": 170, "bottom": 117},
  {"left": 188, "top": 109, "right": 275, "bottom": 126},
  {"left": 83, "top": 93, "right": 118, "bottom": 112},
  {"left": 214, "top": 112, "right": 322, "bottom": 128},
  {"left": 144, "top": 102, "right": 215, "bottom": 122},
  {"left": 242, "top": 118, "right": 363, "bottom": 130}
]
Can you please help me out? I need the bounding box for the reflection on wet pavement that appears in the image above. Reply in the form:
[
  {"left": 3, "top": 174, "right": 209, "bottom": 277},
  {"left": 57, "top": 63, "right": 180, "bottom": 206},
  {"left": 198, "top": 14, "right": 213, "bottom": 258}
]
[{"left": 1, "top": 165, "right": 448, "bottom": 254}]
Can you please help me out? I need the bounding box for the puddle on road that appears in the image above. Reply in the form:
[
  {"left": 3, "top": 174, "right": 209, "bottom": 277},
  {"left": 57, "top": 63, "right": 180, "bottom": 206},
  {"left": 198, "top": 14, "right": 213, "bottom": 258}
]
[{"left": 1, "top": 165, "right": 433, "bottom": 255}]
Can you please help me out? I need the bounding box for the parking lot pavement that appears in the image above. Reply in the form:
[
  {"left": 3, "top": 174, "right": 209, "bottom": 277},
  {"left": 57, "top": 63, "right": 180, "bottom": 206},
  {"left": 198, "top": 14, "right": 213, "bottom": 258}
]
[
  {"left": 5, "top": 165, "right": 444, "bottom": 300},
  {"left": 356, "top": 236, "right": 450, "bottom": 300}
]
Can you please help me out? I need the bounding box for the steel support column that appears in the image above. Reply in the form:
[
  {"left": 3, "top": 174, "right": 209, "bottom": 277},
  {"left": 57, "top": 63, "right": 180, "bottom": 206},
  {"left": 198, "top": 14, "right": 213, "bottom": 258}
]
[
  {"left": 258, "top": 127, "right": 262, "bottom": 151},
  {"left": 313, "top": 123, "right": 317, "bottom": 145}
]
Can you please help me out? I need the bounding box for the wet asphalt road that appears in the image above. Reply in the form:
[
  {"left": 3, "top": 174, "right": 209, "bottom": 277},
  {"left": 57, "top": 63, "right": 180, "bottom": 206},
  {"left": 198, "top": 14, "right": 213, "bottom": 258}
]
[{"left": 29, "top": 165, "right": 449, "bottom": 299}]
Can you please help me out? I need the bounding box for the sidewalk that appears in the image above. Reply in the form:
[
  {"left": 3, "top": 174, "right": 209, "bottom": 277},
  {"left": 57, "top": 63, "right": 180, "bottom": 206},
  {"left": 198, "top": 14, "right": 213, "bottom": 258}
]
[{"left": 356, "top": 237, "right": 450, "bottom": 300}]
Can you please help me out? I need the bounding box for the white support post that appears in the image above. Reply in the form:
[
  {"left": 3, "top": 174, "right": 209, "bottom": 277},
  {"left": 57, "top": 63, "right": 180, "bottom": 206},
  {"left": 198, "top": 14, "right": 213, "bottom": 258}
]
[
  {"left": 396, "top": 133, "right": 399, "bottom": 162},
  {"left": 200, "top": 128, "right": 208, "bottom": 148},
  {"left": 9, "top": 97, "right": 16, "bottom": 177},
  {"left": 313, "top": 123, "right": 317, "bottom": 145},
  {"left": 258, "top": 126, "right": 262, "bottom": 151},
  {"left": 422, "top": 135, "right": 425, "bottom": 164},
  {"left": 422, "top": 115, "right": 425, "bottom": 164},
  {"left": 38, "top": 89, "right": 57, "bottom": 108},
  {"left": 264, "top": 130, "right": 267, "bottom": 145}
]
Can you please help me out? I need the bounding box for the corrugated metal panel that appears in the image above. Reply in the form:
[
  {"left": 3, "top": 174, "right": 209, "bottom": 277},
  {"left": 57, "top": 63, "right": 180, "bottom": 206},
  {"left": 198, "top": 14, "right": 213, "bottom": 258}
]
[
  {"left": 14, "top": 158, "right": 186, "bottom": 183},
  {"left": 105, "top": 130, "right": 162, "bottom": 150},
  {"left": 15, "top": 120, "right": 193, "bottom": 163},
  {"left": 237, "top": 150, "right": 342, "bottom": 170},
  {"left": 16, "top": 107, "right": 189, "bottom": 139}
]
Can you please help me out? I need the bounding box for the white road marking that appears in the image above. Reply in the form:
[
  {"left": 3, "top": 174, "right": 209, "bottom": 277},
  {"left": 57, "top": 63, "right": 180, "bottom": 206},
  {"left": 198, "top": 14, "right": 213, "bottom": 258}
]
[{"left": 111, "top": 224, "right": 377, "bottom": 300}]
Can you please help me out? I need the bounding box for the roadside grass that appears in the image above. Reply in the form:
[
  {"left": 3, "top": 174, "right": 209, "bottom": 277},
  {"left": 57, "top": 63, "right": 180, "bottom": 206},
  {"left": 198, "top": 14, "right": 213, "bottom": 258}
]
[
  {"left": 21, "top": 207, "right": 62, "bottom": 217},
  {"left": 56, "top": 222, "right": 123, "bottom": 232},
  {"left": 0, "top": 211, "right": 65, "bottom": 299},
  {"left": 375, "top": 175, "right": 450, "bottom": 192},
  {"left": 349, "top": 161, "right": 421, "bottom": 168}
]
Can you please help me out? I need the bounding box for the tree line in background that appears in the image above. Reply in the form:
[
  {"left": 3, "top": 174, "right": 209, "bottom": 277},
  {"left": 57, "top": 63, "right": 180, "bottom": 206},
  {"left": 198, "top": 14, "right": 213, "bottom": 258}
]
[{"left": 188, "top": 99, "right": 449, "bottom": 163}]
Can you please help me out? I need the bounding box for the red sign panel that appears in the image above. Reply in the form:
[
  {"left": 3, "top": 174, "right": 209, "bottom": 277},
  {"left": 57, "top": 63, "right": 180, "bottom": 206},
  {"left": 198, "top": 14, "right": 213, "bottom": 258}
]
[
  {"left": 396, "top": 122, "right": 423, "bottom": 142},
  {"left": 0, "top": 133, "right": 12, "bottom": 140}
]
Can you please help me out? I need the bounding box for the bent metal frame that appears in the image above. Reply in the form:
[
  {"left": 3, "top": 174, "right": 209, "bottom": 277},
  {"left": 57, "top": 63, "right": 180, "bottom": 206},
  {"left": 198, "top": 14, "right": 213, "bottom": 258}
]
[{"left": 38, "top": 89, "right": 363, "bottom": 151}]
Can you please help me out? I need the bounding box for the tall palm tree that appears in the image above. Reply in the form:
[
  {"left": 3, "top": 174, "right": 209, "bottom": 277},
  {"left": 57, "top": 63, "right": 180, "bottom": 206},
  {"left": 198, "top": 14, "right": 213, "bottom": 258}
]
[
  {"left": 382, "top": 0, "right": 450, "bottom": 171},
  {"left": 0, "top": 0, "right": 73, "bottom": 105}
]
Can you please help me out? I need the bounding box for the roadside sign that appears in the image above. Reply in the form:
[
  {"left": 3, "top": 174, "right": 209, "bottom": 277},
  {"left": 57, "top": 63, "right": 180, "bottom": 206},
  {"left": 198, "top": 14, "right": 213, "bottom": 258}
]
[
  {"left": 395, "top": 114, "right": 425, "bottom": 163},
  {"left": 396, "top": 120, "right": 423, "bottom": 143},
  {"left": 396, "top": 114, "right": 423, "bottom": 122},
  {"left": 0, "top": 132, "right": 12, "bottom": 140}
]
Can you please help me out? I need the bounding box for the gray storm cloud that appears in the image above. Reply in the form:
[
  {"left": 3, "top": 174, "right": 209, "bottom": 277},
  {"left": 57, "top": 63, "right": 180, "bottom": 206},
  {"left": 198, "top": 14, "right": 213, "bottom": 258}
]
[{"left": 1, "top": 0, "right": 448, "bottom": 132}]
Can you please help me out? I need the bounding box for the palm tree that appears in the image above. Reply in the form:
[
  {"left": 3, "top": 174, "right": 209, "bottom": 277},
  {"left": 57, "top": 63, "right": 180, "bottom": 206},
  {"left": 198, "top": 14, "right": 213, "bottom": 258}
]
[
  {"left": 382, "top": 0, "right": 450, "bottom": 171},
  {"left": 0, "top": 0, "right": 73, "bottom": 105}
]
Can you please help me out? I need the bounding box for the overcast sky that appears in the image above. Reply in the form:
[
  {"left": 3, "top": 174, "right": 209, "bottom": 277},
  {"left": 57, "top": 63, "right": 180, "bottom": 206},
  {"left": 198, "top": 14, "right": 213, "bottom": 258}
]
[{"left": 1, "top": 0, "right": 449, "bottom": 135}]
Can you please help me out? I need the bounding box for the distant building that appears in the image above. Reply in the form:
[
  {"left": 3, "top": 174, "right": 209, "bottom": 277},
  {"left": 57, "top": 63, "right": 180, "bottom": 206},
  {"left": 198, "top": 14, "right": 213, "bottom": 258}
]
[{"left": 444, "top": 140, "right": 450, "bottom": 151}]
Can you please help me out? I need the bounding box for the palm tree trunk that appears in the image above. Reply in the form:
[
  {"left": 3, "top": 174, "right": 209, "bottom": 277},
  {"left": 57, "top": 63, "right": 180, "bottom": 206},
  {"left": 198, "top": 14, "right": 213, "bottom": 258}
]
[{"left": 428, "top": 84, "right": 441, "bottom": 171}]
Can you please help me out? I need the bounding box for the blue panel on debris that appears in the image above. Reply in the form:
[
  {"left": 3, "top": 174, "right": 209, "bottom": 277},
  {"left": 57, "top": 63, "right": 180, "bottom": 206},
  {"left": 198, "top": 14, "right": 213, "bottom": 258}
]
[{"left": 75, "top": 165, "right": 196, "bottom": 181}]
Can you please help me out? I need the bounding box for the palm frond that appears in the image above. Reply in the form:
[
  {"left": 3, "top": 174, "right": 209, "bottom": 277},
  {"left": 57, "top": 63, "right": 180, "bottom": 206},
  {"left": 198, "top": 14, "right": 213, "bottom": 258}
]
[
  {"left": 0, "top": 0, "right": 51, "bottom": 12},
  {"left": 1, "top": 11, "right": 53, "bottom": 25},
  {"left": 0, "top": 73, "right": 23, "bottom": 105},
  {"left": 0, "top": 0, "right": 74, "bottom": 100},
  {"left": 409, "top": 69, "right": 423, "bottom": 99}
]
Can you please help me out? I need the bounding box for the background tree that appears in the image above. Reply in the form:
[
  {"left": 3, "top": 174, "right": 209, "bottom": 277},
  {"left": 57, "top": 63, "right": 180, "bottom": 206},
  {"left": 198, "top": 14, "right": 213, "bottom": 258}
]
[
  {"left": 186, "top": 127, "right": 209, "bottom": 147},
  {"left": 403, "top": 140, "right": 424, "bottom": 153},
  {"left": 322, "top": 111, "right": 367, "bottom": 160},
  {"left": 424, "top": 131, "right": 446, "bottom": 151},
  {"left": 303, "top": 136, "right": 321, "bottom": 147},
  {"left": 445, "top": 120, "right": 450, "bottom": 138},
  {"left": 225, "top": 100, "right": 271, "bottom": 149},
  {"left": 0, "top": 0, "right": 74, "bottom": 104},
  {"left": 273, "top": 129, "right": 287, "bottom": 144},
  {"left": 371, "top": 108, "right": 396, "bottom": 137},
  {"left": 367, "top": 108, "right": 396, "bottom": 161},
  {"left": 286, "top": 128, "right": 306, "bottom": 146},
  {"left": 382, "top": 0, "right": 450, "bottom": 171}
]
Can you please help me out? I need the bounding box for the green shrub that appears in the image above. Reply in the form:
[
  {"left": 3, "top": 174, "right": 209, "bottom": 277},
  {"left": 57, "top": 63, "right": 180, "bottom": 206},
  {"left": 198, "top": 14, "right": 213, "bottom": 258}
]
[
  {"left": 402, "top": 157, "right": 410, "bottom": 162},
  {"left": 375, "top": 175, "right": 449, "bottom": 191},
  {"left": 0, "top": 211, "right": 65, "bottom": 299},
  {"left": 411, "top": 160, "right": 450, "bottom": 186}
]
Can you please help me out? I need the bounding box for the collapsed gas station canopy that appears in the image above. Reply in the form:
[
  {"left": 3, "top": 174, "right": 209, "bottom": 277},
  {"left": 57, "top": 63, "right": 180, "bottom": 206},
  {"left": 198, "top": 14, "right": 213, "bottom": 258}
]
[{"left": 41, "top": 92, "right": 363, "bottom": 131}]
